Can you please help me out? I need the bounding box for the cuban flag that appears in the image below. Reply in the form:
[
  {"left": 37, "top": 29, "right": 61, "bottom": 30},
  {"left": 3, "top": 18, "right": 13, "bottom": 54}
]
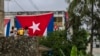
[
  {"left": 4, "top": 19, "right": 11, "bottom": 37},
  {"left": 15, "top": 12, "right": 54, "bottom": 37}
]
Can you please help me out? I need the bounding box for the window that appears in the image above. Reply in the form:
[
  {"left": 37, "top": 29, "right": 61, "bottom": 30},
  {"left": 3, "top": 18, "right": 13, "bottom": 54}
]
[{"left": 54, "top": 17, "right": 62, "bottom": 27}]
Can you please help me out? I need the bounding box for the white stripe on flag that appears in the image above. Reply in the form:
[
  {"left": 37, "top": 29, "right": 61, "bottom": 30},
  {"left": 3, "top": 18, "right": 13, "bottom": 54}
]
[
  {"left": 43, "top": 28, "right": 47, "bottom": 36},
  {"left": 4, "top": 25, "right": 7, "bottom": 37}
]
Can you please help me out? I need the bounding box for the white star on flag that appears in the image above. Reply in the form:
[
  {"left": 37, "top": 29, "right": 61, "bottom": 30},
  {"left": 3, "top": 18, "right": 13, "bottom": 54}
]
[{"left": 29, "top": 21, "right": 40, "bottom": 33}]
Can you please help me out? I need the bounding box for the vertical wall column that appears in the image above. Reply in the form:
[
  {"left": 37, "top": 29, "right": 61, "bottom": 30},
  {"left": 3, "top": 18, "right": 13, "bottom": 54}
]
[
  {"left": 0, "top": 0, "right": 4, "bottom": 34},
  {"left": 62, "top": 12, "right": 65, "bottom": 30}
]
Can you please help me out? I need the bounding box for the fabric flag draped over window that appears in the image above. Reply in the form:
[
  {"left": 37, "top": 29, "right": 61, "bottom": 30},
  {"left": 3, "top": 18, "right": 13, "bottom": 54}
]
[
  {"left": 15, "top": 12, "right": 54, "bottom": 37},
  {"left": 4, "top": 19, "right": 11, "bottom": 37}
]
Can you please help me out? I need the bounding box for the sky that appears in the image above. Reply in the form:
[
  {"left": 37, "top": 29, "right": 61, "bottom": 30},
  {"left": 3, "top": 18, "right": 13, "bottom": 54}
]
[{"left": 4, "top": 0, "right": 68, "bottom": 12}]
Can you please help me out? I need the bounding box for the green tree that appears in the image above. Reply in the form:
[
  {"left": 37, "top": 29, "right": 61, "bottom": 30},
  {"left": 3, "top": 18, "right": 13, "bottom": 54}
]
[
  {"left": 68, "top": 0, "right": 100, "bottom": 41},
  {"left": 68, "top": 0, "right": 90, "bottom": 55}
]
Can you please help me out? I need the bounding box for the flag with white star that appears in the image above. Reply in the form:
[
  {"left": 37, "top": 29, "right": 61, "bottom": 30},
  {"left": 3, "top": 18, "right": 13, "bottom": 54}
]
[{"left": 15, "top": 12, "right": 54, "bottom": 37}]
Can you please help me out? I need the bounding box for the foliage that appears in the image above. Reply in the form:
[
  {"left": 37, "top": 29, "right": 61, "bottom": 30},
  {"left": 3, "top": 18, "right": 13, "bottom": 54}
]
[
  {"left": 59, "top": 48, "right": 66, "bottom": 56},
  {"left": 68, "top": 0, "right": 90, "bottom": 55},
  {"left": 39, "top": 29, "right": 89, "bottom": 56},
  {"left": 72, "top": 29, "right": 89, "bottom": 55},
  {"left": 70, "top": 45, "right": 77, "bottom": 56},
  {"left": 68, "top": 0, "right": 100, "bottom": 40},
  {"left": 79, "top": 51, "right": 84, "bottom": 56},
  {"left": 39, "top": 30, "right": 72, "bottom": 56}
]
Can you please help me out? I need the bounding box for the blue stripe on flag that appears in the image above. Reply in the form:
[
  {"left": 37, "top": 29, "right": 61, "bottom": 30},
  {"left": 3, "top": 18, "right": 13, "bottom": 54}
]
[
  {"left": 6, "top": 21, "right": 10, "bottom": 37},
  {"left": 15, "top": 18, "right": 21, "bottom": 29},
  {"left": 47, "top": 16, "right": 54, "bottom": 32}
]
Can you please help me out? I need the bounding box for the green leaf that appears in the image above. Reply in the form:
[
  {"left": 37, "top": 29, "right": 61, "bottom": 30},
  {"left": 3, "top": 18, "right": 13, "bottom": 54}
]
[{"left": 70, "top": 46, "right": 77, "bottom": 56}]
